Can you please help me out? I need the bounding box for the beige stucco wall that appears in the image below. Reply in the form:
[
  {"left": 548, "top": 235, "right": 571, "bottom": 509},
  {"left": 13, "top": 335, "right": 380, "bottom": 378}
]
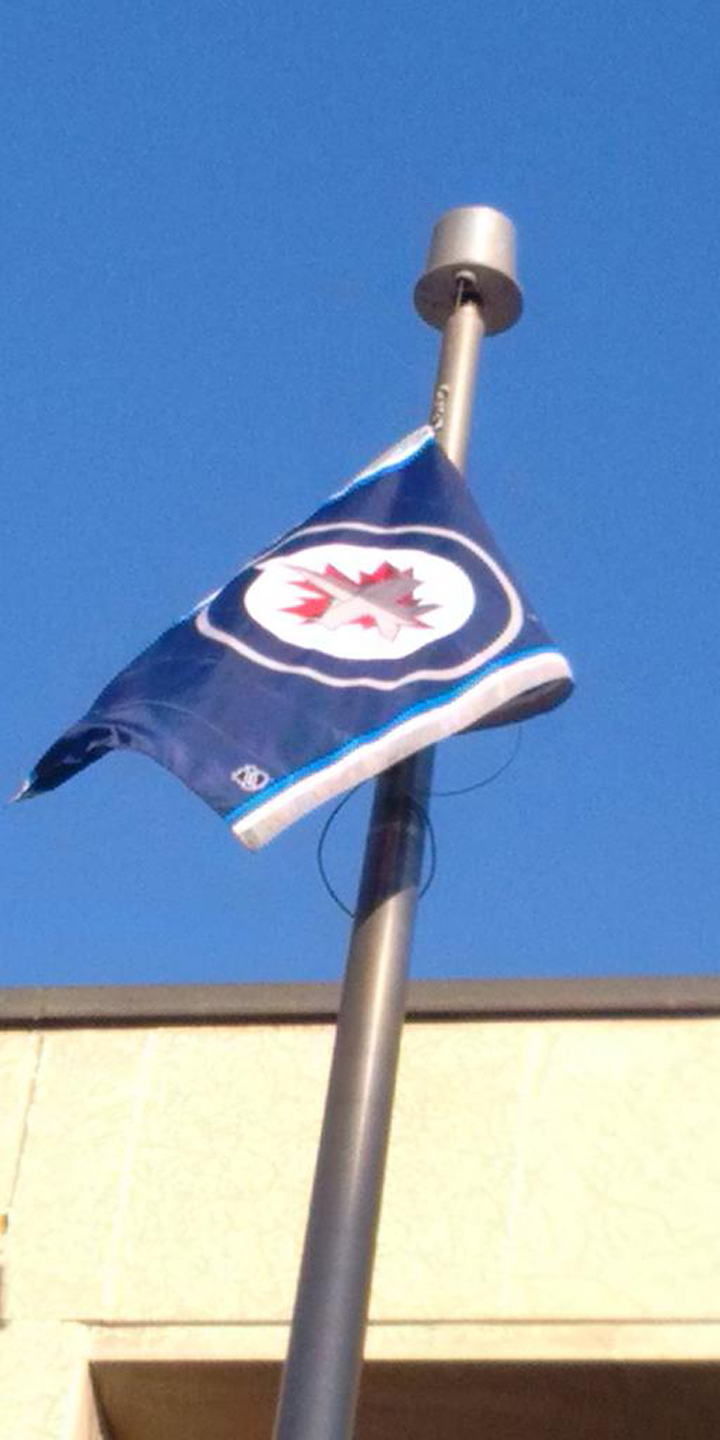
[{"left": 3, "top": 1014, "right": 720, "bottom": 1434}]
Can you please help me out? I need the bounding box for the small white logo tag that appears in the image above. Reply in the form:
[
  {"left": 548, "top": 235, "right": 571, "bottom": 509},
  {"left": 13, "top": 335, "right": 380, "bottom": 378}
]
[{"left": 232, "top": 764, "right": 270, "bottom": 793}]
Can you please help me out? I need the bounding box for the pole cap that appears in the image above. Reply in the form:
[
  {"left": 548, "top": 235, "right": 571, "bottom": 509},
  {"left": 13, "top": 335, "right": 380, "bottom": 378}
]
[{"left": 414, "top": 206, "right": 522, "bottom": 334}]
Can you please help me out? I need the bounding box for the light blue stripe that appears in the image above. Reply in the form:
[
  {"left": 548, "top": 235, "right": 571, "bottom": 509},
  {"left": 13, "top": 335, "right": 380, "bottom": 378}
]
[{"left": 225, "top": 645, "right": 563, "bottom": 825}]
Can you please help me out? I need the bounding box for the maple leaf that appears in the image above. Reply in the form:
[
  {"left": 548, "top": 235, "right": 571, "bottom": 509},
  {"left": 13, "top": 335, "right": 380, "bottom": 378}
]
[{"left": 283, "top": 560, "right": 436, "bottom": 633}]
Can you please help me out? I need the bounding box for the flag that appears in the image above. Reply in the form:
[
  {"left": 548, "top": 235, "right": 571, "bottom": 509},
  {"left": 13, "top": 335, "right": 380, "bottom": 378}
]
[{"left": 16, "top": 427, "right": 572, "bottom": 849}]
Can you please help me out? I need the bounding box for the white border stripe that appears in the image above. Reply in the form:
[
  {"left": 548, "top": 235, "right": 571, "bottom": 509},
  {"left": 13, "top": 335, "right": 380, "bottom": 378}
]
[{"left": 232, "top": 651, "right": 571, "bottom": 850}]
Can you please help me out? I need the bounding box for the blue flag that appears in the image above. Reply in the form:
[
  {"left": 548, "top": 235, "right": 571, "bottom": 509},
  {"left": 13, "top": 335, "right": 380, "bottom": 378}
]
[{"left": 17, "top": 428, "right": 572, "bottom": 848}]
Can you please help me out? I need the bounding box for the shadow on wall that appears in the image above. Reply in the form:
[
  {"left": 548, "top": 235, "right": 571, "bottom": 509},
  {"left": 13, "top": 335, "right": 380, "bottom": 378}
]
[{"left": 87, "top": 1359, "right": 720, "bottom": 1440}]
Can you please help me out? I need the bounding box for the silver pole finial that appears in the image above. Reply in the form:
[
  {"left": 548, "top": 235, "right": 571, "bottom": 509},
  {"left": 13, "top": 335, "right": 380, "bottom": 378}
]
[{"left": 414, "top": 205, "right": 522, "bottom": 334}]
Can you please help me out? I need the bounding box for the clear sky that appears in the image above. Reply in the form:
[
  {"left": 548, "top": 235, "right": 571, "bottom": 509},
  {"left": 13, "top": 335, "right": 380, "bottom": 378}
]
[{"left": 4, "top": 2, "right": 719, "bottom": 987}]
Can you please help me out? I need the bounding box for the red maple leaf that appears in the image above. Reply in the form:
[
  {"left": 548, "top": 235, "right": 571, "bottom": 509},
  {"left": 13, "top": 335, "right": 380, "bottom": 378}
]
[{"left": 284, "top": 561, "right": 430, "bottom": 630}]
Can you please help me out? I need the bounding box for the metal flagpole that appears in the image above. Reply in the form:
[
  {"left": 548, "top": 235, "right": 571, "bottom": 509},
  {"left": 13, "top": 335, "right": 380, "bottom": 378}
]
[{"left": 271, "top": 207, "right": 522, "bottom": 1440}]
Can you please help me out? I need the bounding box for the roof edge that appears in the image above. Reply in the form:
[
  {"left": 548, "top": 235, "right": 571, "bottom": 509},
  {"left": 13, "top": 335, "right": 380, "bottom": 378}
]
[{"left": 1, "top": 976, "right": 720, "bottom": 1028}]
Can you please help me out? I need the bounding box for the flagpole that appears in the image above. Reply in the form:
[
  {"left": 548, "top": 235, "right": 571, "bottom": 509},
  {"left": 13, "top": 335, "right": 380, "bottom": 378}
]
[{"left": 271, "top": 207, "right": 522, "bottom": 1440}]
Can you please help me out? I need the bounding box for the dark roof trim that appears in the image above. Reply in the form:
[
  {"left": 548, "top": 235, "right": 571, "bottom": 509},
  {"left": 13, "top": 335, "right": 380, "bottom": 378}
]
[{"left": 1, "top": 976, "right": 720, "bottom": 1028}]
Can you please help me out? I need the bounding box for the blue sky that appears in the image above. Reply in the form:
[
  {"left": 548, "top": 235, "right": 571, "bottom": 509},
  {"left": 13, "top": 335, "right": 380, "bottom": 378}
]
[{"left": 4, "top": 2, "right": 719, "bottom": 986}]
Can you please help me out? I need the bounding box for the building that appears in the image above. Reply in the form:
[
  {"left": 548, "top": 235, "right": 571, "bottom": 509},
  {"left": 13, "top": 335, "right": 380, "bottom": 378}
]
[{"left": 2, "top": 977, "right": 720, "bottom": 1438}]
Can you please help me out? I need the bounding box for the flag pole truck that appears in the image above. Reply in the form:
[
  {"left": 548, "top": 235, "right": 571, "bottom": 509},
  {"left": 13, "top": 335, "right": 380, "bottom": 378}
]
[{"left": 272, "top": 207, "right": 523, "bottom": 1440}]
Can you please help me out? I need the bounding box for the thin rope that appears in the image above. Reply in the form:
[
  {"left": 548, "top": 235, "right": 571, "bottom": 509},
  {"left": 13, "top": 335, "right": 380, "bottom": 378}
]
[
  {"left": 316, "top": 727, "right": 522, "bottom": 915},
  {"left": 431, "top": 725, "right": 522, "bottom": 797},
  {"left": 316, "top": 788, "right": 360, "bottom": 918},
  {"left": 408, "top": 795, "right": 437, "bottom": 900},
  {"left": 316, "top": 786, "right": 437, "bottom": 918}
]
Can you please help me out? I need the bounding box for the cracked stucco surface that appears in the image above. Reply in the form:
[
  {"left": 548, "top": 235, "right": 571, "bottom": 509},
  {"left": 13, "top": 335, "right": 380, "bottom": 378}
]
[
  {"left": 6, "top": 1018, "right": 720, "bottom": 1324},
  {"left": 0, "top": 1322, "right": 96, "bottom": 1440},
  {"left": 3, "top": 1015, "right": 720, "bottom": 1433},
  {"left": 0, "top": 1033, "right": 43, "bottom": 1217}
]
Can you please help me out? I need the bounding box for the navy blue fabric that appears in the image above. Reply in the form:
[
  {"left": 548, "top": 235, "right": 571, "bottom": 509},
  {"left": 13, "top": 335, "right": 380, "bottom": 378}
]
[{"left": 22, "top": 438, "right": 571, "bottom": 830}]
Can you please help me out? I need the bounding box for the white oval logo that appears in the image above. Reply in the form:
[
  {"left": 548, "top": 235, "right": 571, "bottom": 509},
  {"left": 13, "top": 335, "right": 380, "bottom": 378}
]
[{"left": 243, "top": 543, "right": 476, "bottom": 662}]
